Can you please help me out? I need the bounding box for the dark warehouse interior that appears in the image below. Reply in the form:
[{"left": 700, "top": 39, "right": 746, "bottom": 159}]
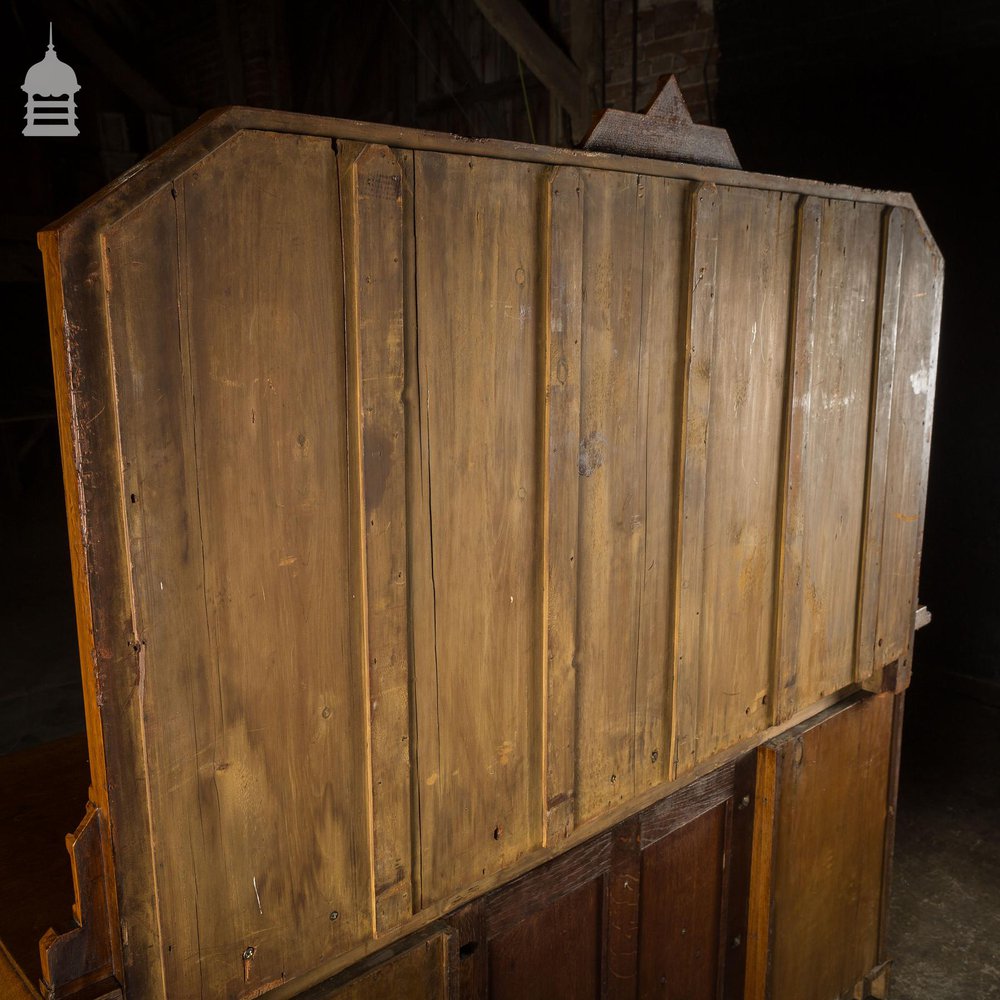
[{"left": 0, "top": 1, "right": 997, "bottom": 997}]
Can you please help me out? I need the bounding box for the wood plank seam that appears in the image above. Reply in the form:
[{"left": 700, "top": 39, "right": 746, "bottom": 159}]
[
  {"left": 855, "top": 208, "right": 904, "bottom": 683},
  {"left": 631, "top": 173, "right": 651, "bottom": 806},
  {"left": 670, "top": 181, "right": 717, "bottom": 779},
  {"left": 772, "top": 196, "right": 822, "bottom": 723}
]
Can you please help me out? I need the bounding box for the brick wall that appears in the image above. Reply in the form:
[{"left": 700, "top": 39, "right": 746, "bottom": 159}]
[{"left": 602, "top": 0, "right": 719, "bottom": 124}]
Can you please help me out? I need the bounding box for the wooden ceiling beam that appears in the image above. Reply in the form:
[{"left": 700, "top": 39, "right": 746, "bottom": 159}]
[
  {"left": 472, "top": 0, "right": 587, "bottom": 130},
  {"left": 423, "top": 0, "right": 505, "bottom": 135}
]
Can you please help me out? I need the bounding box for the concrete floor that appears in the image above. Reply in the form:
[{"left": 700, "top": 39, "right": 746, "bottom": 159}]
[{"left": 889, "top": 679, "right": 1000, "bottom": 999}]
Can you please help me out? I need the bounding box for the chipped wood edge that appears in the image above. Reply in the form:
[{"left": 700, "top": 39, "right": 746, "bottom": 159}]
[
  {"left": 39, "top": 803, "right": 119, "bottom": 998},
  {"left": 39, "top": 225, "right": 136, "bottom": 995}
]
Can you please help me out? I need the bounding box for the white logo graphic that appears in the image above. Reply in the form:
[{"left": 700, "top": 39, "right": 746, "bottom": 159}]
[{"left": 22, "top": 24, "right": 80, "bottom": 137}]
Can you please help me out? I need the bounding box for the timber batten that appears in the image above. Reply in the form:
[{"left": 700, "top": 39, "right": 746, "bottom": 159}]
[{"left": 14, "top": 91, "right": 941, "bottom": 998}]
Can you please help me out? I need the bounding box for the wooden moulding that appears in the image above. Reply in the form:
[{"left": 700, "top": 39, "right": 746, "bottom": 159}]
[
  {"left": 338, "top": 139, "right": 416, "bottom": 937},
  {"left": 38, "top": 803, "right": 121, "bottom": 999},
  {"left": 582, "top": 76, "right": 741, "bottom": 169}
]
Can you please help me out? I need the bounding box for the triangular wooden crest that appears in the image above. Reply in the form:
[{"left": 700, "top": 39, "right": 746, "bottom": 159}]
[{"left": 583, "top": 75, "right": 741, "bottom": 169}]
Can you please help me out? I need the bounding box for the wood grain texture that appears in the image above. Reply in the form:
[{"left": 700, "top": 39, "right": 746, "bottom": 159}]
[
  {"left": 637, "top": 802, "right": 729, "bottom": 1000},
  {"left": 741, "top": 746, "right": 776, "bottom": 1000},
  {"left": 876, "top": 694, "right": 906, "bottom": 961},
  {"left": 105, "top": 131, "right": 371, "bottom": 997},
  {"left": 39, "top": 226, "right": 132, "bottom": 992},
  {"left": 676, "top": 184, "right": 796, "bottom": 774},
  {"left": 542, "top": 165, "right": 584, "bottom": 845},
  {"left": 488, "top": 880, "right": 603, "bottom": 1000},
  {"left": 412, "top": 151, "right": 544, "bottom": 904},
  {"left": 574, "top": 168, "right": 647, "bottom": 823},
  {"left": 605, "top": 820, "right": 641, "bottom": 999},
  {"left": 39, "top": 803, "right": 115, "bottom": 997},
  {"left": 560, "top": 167, "right": 687, "bottom": 827},
  {"left": 874, "top": 211, "right": 942, "bottom": 677},
  {"left": 39, "top": 106, "right": 942, "bottom": 995},
  {"left": 768, "top": 694, "right": 894, "bottom": 1000},
  {"left": 634, "top": 177, "right": 687, "bottom": 795},
  {"left": 776, "top": 198, "right": 882, "bottom": 718},
  {"left": 42, "top": 107, "right": 938, "bottom": 258},
  {"left": 856, "top": 208, "right": 905, "bottom": 684},
  {"left": 308, "top": 929, "right": 452, "bottom": 1000},
  {"left": 340, "top": 140, "right": 415, "bottom": 935}
]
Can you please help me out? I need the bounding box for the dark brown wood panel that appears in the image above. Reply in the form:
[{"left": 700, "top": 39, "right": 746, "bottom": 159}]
[
  {"left": 638, "top": 803, "right": 729, "bottom": 1000},
  {"left": 488, "top": 880, "right": 603, "bottom": 1000},
  {"left": 308, "top": 928, "right": 454, "bottom": 1000}
]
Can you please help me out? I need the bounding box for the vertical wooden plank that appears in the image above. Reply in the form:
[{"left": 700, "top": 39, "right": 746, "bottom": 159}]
[
  {"left": 672, "top": 183, "right": 718, "bottom": 779},
  {"left": 108, "top": 131, "right": 373, "bottom": 998},
  {"left": 768, "top": 695, "right": 894, "bottom": 1000},
  {"left": 339, "top": 141, "right": 414, "bottom": 935},
  {"left": 856, "top": 209, "right": 905, "bottom": 680},
  {"left": 605, "top": 819, "right": 641, "bottom": 1000},
  {"left": 876, "top": 693, "right": 906, "bottom": 961},
  {"left": 574, "top": 170, "right": 647, "bottom": 823},
  {"left": 634, "top": 177, "right": 688, "bottom": 793},
  {"left": 722, "top": 755, "right": 758, "bottom": 1000},
  {"left": 637, "top": 803, "right": 729, "bottom": 1000},
  {"left": 773, "top": 196, "right": 821, "bottom": 723},
  {"left": 742, "top": 746, "right": 777, "bottom": 1000},
  {"left": 487, "top": 882, "right": 603, "bottom": 1000},
  {"left": 676, "top": 185, "right": 796, "bottom": 774},
  {"left": 448, "top": 899, "right": 488, "bottom": 1000},
  {"left": 874, "top": 211, "right": 942, "bottom": 675},
  {"left": 412, "top": 151, "right": 543, "bottom": 904},
  {"left": 777, "top": 198, "right": 883, "bottom": 718},
  {"left": 42, "top": 229, "right": 133, "bottom": 992},
  {"left": 541, "top": 165, "right": 584, "bottom": 846},
  {"left": 313, "top": 928, "right": 454, "bottom": 1000},
  {"left": 398, "top": 145, "right": 431, "bottom": 914},
  {"left": 102, "top": 184, "right": 221, "bottom": 997}
]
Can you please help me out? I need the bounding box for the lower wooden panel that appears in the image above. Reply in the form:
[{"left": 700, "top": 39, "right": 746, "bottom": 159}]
[
  {"left": 638, "top": 803, "right": 729, "bottom": 1000},
  {"left": 489, "top": 881, "right": 603, "bottom": 1000},
  {"left": 305, "top": 928, "right": 454, "bottom": 1000},
  {"left": 446, "top": 760, "right": 744, "bottom": 1000},
  {"left": 763, "top": 693, "right": 895, "bottom": 1000}
]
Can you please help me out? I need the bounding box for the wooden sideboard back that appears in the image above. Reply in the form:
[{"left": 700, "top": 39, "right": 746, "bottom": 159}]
[{"left": 39, "top": 106, "right": 941, "bottom": 999}]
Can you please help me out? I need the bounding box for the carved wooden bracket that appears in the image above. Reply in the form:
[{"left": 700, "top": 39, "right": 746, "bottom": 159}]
[
  {"left": 38, "top": 802, "right": 121, "bottom": 1000},
  {"left": 582, "top": 75, "right": 741, "bottom": 169}
]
